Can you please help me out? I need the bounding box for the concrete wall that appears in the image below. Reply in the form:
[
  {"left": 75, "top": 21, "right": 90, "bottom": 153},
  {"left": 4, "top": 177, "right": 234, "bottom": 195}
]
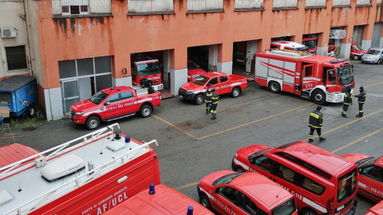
[{"left": 0, "top": 0, "right": 30, "bottom": 79}]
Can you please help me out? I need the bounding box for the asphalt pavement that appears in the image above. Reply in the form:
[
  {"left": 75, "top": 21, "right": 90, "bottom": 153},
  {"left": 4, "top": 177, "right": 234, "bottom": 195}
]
[{"left": 0, "top": 61, "right": 382, "bottom": 215}]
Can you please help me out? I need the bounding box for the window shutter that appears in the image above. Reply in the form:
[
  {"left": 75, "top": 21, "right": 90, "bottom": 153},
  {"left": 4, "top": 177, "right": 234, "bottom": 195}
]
[
  {"left": 378, "top": 0, "right": 382, "bottom": 4},
  {"left": 205, "top": 0, "right": 223, "bottom": 10},
  {"left": 52, "top": 0, "right": 62, "bottom": 14},
  {"left": 187, "top": 0, "right": 206, "bottom": 11},
  {"left": 333, "top": 0, "right": 350, "bottom": 6},
  {"left": 128, "top": 0, "right": 152, "bottom": 13},
  {"left": 151, "top": 0, "right": 173, "bottom": 12},
  {"left": 356, "top": 0, "right": 370, "bottom": 5},
  {"left": 249, "top": 0, "right": 263, "bottom": 8},
  {"left": 89, "top": 0, "right": 111, "bottom": 14},
  {"left": 235, "top": 0, "right": 250, "bottom": 9},
  {"left": 273, "top": 0, "right": 297, "bottom": 8},
  {"left": 306, "top": 0, "right": 326, "bottom": 7}
]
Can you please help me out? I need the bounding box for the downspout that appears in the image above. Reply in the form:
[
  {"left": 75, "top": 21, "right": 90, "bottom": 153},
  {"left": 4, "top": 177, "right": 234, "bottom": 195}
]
[{"left": 22, "top": 0, "right": 33, "bottom": 76}]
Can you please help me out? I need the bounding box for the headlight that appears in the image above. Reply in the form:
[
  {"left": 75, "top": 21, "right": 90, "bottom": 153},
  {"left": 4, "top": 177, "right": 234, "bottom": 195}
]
[{"left": 74, "top": 112, "right": 84, "bottom": 116}]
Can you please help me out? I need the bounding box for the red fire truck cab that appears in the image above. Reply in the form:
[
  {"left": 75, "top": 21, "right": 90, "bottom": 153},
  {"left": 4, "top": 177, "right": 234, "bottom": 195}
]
[
  {"left": 341, "top": 154, "right": 383, "bottom": 202},
  {"left": 105, "top": 184, "right": 214, "bottom": 215},
  {"left": 302, "top": 37, "right": 317, "bottom": 54},
  {"left": 70, "top": 86, "right": 161, "bottom": 130},
  {"left": 132, "top": 59, "right": 164, "bottom": 91},
  {"left": 0, "top": 124, "right": 160, "bottom": 215},
  {"left": 232, "top": 141, "right": 358, "bottom": 215},
  {"left": 255, "top": 50, "right": 355, "bottom": 104},
  {"left": 198, "top": 170, "right": 298, "bottom": 215},
  {"left": 178, "top": 71, "right": 248, "bottom": 105}
]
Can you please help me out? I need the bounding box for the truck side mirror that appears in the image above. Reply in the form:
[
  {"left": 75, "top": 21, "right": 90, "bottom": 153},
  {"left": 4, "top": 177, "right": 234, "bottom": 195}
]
[{"left": 104, "top": 101, "right": 110, "bottom": 106}]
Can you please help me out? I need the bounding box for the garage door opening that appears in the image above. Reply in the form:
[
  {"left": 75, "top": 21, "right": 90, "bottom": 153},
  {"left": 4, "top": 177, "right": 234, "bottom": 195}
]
[
  {"left": 303, "top": 34, "right": 319, "bottom": 54},
  {"left": 233, "top": 40, "right": 260, "bottom": 76},
  {"left": 187, "top": 46, "right": 209, "bottom": 72}
]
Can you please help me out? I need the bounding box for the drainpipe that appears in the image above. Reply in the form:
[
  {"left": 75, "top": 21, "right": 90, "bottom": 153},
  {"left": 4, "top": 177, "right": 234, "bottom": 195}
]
[{"left": 22, "top": 0, "right": 33, "bottom": 76}]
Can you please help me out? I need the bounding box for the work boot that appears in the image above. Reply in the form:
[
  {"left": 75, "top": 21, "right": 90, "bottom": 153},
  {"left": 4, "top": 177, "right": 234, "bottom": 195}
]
[
  {"left": 341, "top": 113, "right": 348, "bottom": 118},
  {"left": 319, "top": 137, "right": 326, "bottom": 142},
  {"left": 356, "top": 114, "right": 363, "bottom": 118},
  {"left": 206, "top": 110, "right": 209, "bottom": 114},
  {"left": 308, "top": 139, "right": 314, "bottom": 143},
  {"left": 211, "top": 114, "right": 216, "bottom": 120}
]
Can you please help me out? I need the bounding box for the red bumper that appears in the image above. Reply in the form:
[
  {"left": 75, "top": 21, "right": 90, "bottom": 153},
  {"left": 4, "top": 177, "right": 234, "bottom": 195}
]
[{"left": 71, "top": 114, "right": 87, "bottom": 125}]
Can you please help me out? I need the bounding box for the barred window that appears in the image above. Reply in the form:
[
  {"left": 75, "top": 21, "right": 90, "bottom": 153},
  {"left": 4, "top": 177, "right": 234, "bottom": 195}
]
[
  {"left": 332, "top": 0, "right": 350, "bottom": 7},
  {"left": 128, "top": 0, "right": 173, "bottom": 14},
  {"left": 356, "top": 0, "right": 371, "bottom": 5},
  {"left": 52, "top": 0, "right": 111, "bottom": 17},
  {"left": 273, "top": 0, "right": 297, "bottom": 9},
  {"left": 235, "top": 0, "right": 263, "bottom": 10},
  {"left": 187, "top": 0, "right": 224, "bottom": 12},
  {"left": 305, "top": 0, "right": 326, "bottom": 8}
]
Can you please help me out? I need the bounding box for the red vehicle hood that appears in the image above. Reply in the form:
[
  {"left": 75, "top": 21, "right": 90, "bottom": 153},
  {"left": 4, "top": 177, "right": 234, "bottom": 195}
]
[
  {"left": 180, "top": 82, "right": 205, "bottom": 92},
  {"left": 200, "top": 170, "right": 236, "bottom": 187},
  {"left": 188, "top": 68, "right": 207, "bottom": 77},
  {"left": 351, "top": 50, "right": 366, "bottom": 54},
  {"left": 367, "top": 201, "right": 383, "bottom": 215},
  {"left": 236, "top": 145, "right": 271, "bottom": 158},
  {"left": 341, "top": 153, "right": 370, "bottom": 165},
  {"left": 70, "top": 99, "right": 98, "bottom": 112}
]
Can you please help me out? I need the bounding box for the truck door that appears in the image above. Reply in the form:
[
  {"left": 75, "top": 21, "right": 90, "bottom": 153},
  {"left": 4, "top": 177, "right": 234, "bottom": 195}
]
[
  {"left": 119, "top": 91, "right": 137, "bottom": 115},
  {"left": 214, "top": 187, "right": 246, "bottom": 215},
  {"left": 207, "top": 77, "right": 219, "bottom": 93},
  {"left": 218, "top": 75, "right": 230, "bottom": 94},
  {"left": 103, "top": 93, "right": 121, "bottom": 119},
  {"left": 302, "top": 64, "right": 315, "bottom": 91}
]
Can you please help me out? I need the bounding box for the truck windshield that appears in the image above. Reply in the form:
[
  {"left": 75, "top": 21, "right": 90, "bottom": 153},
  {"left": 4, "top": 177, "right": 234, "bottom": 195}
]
[
  {"left": 90, "top": 91, "right": 108, "bottom": 104},
  {"left": 337, "top": 65, "right": 354, "bottom": 86},
  {"left": 212, "top": 173, "right": 242, "bottom": 186},
  {"left": 272, "top": 199, "right": 296, "bottom": 215},
  {"left": 338, "top": 169, "right": 357, "bottom": 202},
  {"left": 136, "top": 62, "right": 160, "bottom": 76},
  {"left": 193, "top": 76, "right": 209, "bottom": 86}
]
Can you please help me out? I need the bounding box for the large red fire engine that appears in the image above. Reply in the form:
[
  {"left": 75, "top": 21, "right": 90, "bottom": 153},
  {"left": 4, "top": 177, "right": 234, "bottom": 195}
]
[
  {"left": 255, "top": 50, "right": 355, "bottom": 104},
  {"left": 0, "top": 124, "right": 160, "bottom": 215},
  {"left": 132, "top": 58, "right": 164, "bottom": 91}
]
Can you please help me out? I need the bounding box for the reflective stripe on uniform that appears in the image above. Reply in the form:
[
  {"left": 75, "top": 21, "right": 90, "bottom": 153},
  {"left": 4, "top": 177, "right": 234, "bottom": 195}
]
[
  {"left": 309, "top": 124, "right": 322, "bottom": 128},
  {"left": 310, "top": 112, "right": 320, "bottom": 119}
]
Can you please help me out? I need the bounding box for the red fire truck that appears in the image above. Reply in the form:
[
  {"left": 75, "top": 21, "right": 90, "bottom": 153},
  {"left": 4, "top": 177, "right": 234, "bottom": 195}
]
[
  {"left": 255, "top": 50, "right": 355, "bottom": 104},
  {"left": 366, "top": 200, "right": 383, "bottom": 215},
  {"left": 105, "top": 184, "right": 214, "bottom": 215},
  {"left": 70, "top": 86, "right": 161, "bottom": 130},
  {"left": 132, "top": 58, "right": 164, "bottom": 91},
  {"left": 0, "top": 124, "right": 160, "bottom": 215}
]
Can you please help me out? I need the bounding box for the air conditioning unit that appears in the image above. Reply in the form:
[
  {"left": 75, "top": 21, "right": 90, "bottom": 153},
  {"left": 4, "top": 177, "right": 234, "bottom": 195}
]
[{"left": 1, "top": 27, "right": 17, "bottom": 39}]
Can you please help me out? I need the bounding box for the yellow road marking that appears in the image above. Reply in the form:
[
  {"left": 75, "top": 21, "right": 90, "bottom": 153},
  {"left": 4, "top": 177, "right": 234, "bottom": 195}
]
[
  {"left": 176, "top": 182, "right": 199, "bottom": 190},
  {"left": 152, "top": 114, "right": 199, "bottom": 140},
  {"left": 196, "top": 103, "right": 312, "bottom": 140},
  {"left": 332, "top": 127, "right": 383, "bottom": 153},
  {"left": 365, "top": 80, "right": 383, "bottom": 89}
]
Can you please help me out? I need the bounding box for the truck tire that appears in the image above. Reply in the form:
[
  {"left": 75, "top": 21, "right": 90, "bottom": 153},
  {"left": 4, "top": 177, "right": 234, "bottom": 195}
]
[
  {"left": 300, "top": 208, "right": 317, "bottom": 215},
  {"left": 311, "top": 89, "right": 326, "bottom": 105},
  {"left": 231, "top": 87, "right": 241, "bottom": 98},
  {"left": 199, "top": 194, "right": 212, "bottom": 210},
  {"left": 194, "top": 94, "right": 204, "bottom": 105},
  {"left": 268, "top": 81, "right": 281, "bottom": 93},
  {"left": 139, "top": 104, "right": 152, "bottom": 118},
  {"left": 86, "top": 116, "right": 101, "bottom": 130},
  {"left": 27, "top": 104, "right": 36, "bottom": 118},
  {"left": 353, "top": 55, "right": 359, "bottom": 60}
]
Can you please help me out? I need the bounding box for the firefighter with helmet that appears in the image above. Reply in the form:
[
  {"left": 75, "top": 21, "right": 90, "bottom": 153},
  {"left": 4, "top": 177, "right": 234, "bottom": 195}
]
[
  {"left": 354, "top": 86, "right": 366, "bottom": 117},
  {"left": 209, "top": 89, "right": 219, "bottom": 120},
  {"left": 308, "top": 106, "right": 326, "bottom": 143},
  {"left": 341, "top": 88, "right": 352, "bottom": 118},
  {"left": 205, "top": 87, "right": 213, "bottom": 114}
]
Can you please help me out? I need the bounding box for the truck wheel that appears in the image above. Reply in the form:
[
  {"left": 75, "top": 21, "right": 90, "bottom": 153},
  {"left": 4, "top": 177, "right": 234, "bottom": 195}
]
[
  {"left": 269, "top": 81, "right": 281, "bottom": 93},
  {"left": 86, "top": 116, "right": 101, "bottom": 130},
  {"left": 194, "top": 94, "right": 204, "bottom": 105},
  {"left": 300, "top": 208, "right": 317, "bottom": 215},
  {"left": 231, "top": 87, "right": 241, "bottom": 98},
  {"left": 27, "top": 105, "right": 36, "bottom": 118},
  {"left": 311, "top": 89, "right": 326, "bottom": 105},
  {"left": 199, "top": 194, "right": 212, "bottom": 210},
  {"left": 353, "top": 55, "right": 359, "bottom": 60},
  {"left": 139, "top": 104, "right": 152, "bottom": 117}
]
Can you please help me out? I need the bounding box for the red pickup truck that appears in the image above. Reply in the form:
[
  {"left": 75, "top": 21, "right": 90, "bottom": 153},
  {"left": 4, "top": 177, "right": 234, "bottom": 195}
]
[
  {"left": 178, "top": 71, "right": 248, "bottom": 104},
  {"left": 70, "top": 86, "right": 161, "bottom": 129}
]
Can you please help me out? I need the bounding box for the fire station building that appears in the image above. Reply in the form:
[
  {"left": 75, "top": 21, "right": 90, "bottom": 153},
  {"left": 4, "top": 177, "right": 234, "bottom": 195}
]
[{"left": 1, "top": 0, "right": 382, "bottom": 120}]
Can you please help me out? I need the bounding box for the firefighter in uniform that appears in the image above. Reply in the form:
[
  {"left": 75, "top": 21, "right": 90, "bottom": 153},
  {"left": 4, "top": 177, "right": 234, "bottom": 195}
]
[
  {"left": 341, "top": 89, "right": 352, "bottom": 118},
  {"left": 205, "top": 88, "right": 213, "bottom": 114},
  {"left": 308, "top": 106, "right": 326, "bottom": 143},
  {"left": 210, "top": 89, "right": 219, "bottom": 120},
  {"left": 354, "top": 86, "right": 366, "bottom": 117}
]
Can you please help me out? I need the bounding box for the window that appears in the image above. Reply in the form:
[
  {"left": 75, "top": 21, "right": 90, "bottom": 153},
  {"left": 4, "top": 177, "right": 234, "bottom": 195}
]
[
  {"left": 128, "top": 0, "right": 173, "bottom": 14},
  {"left": 338, "top": 170, "right": 357, "bottom": 202},
  {"left": 187, "top": 0, "right": 224, "bottom": 13},
  {"left": 52, "top": 0, "right": 111, "bottom": 17},
  {"left": 217, "top": 187, "right": 239, "bottom": 203},
  {"left": 332, "top": 0, "right": 350, "bottom": 7},
  {"left": 328, "top": 70, "right": 336, "bottom": 84},
  {"left": 106, "top": 94, "right": 120, "bottom": 103},
  {"left": 305, "top": 0, "right": 326, "bottom": 8},
  {"left": 361, "top": 166, "right": 383, "bottom": 182},
  {"left": 5, "top": 46, "right": 27, "bottom": 71},
  {"left": 220, "top": 76, "right": 228, "bottom": 82},
  {"left": 235, "top": 0, "right": 263, "bottom": 10},
  {"left": 120, "top": 91, "right": 133, "bottom": 100},
  {"left": 208, "top": 77, "right": 218, "bottom": 86},
  {"left": 273, "top": 0, "right": 297, "bottom": 9},
  {"left": 304, "top": 65, "right": 313, "bottom": 76},
  {"left": 251, "top": 155, "right": 325, "bottom": 195},
  {"left": 59, "top": 57, "right": 112, "bottom": 79},
  {"left": 356, "top": 0, "right": 371, "bottom": 6}
]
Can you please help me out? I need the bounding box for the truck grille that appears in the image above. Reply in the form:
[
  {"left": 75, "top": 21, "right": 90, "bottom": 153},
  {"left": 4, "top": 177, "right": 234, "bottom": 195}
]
[{"left": 178, "top": 88, "right": 187, "bottom": 95}]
